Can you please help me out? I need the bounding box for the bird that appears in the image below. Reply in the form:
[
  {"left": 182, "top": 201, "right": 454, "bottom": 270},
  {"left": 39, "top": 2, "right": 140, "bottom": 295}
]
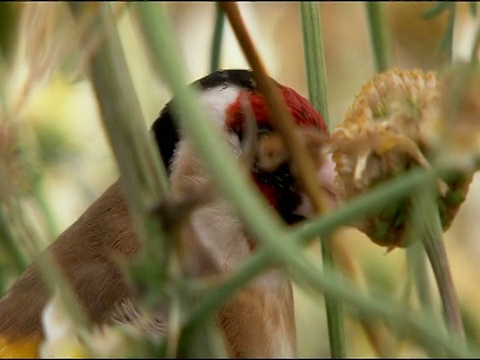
[{"left": 0, "top": 69, "right": 335, "bottom": 358}]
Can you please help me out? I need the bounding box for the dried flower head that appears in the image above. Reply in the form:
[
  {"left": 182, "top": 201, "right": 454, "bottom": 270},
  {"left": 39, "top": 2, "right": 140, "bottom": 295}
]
[{"left": 331, "top": 68, "right": 473, "bottom": 248}]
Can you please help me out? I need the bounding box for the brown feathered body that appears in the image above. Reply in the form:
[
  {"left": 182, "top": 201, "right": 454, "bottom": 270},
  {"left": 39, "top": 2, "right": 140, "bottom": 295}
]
[{"left": 0, "top": 181, "right": 138, "bottom": 342}]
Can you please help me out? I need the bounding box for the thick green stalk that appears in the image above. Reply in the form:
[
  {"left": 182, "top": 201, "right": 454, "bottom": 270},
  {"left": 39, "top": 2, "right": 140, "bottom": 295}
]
[
  {"left": 0, "top": 207, "right": 28, "bottom": 274},
  {"left": 412, "top": 173, "right": 465, "bottom": 341},
  {"left": 300, "top": 3, "right": 345, "bottom": 357},
  {"left": 444, "top": 5, "right": 456, "bottom": 65},
  {"left": 68, "top": 3, "right": 174, "bottom": 288},
  {"left": 69, "top": 3, "right": 182, "bottom": 356},
  {"left": 315, "top": 259, "right": 346, "bottom": 358},
  {"left": 133, "top": 4, "right": 231, "bottom": 356},
  {"left": 422, "top": 2, "right": 456, "bottom": 64},
  {"left": 300, "top": 2, "right": 329, "bottom": 126},
  {"left": 406, "top": 242, "right": 434, "bottom": 314},
  {"left": 31, "top": 181, "right": 59, "bottom": 242},
  {"left": 366, "top": 2, "right": 391, "bottom": 73},
  {"left": 424, "top": 233, "right": 464, "bottom": 335},
  {"left": 405, "top": 241, "right": 440, "bottom": 357},
  {"left": 133, "top": 4, "right": 474, "bottom": 357},
  {"left": 404, "top": 208, "right": 434, "bottom": 321},
  {"left": 209, "top": 3, "right": 225, "bottom": 73},
  {"left": 69, "top": 4, "right": 169, "bottom": 213}
]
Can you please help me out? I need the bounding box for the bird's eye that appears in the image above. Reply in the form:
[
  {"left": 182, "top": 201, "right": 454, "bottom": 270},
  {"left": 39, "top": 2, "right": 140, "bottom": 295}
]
[{"left": 255, "top": 132, "right": 290, "bottom": 172}]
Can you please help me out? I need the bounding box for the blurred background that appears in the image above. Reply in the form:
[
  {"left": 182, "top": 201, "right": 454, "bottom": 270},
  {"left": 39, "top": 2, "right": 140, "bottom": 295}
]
[{"left": 0, "top": 2, "right": 479, "bottom": 357}]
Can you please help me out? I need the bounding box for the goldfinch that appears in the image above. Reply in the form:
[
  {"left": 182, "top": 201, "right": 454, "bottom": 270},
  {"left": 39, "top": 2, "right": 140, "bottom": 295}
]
[{"left": 0, "top": 69, "right": 335, "bottom": 358}]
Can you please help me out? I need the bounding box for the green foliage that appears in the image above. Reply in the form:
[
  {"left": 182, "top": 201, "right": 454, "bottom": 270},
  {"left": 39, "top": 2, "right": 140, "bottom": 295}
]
[
  {"left": 210, "top": 3, "right": 225, "bottom": 73},
  {"left": 422, "top": 2, "right": 457, "bottom": 61},
  {"left": 366, "top": 2, "right": 391, "bottom": 73}
]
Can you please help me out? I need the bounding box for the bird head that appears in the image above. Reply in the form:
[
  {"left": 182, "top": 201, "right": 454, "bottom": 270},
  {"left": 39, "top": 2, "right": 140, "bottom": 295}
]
[
  {"left": 225, "top": 82, "right": 335, "bottom": 226},
  {"left": 152, "top": 69, "right": 336, "bottom": 256}
]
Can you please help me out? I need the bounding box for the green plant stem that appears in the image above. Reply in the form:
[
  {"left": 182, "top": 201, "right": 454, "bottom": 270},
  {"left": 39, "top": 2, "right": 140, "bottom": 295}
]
[
  {"left": 68, "top": 3, "right": 173, "bottom": 287},
  {"left": 405, "top": 241, "right": 441, "bottom": 357},
  {"left": 209, "top": 3, "right": 225, "bottom": 73},
  {"left": 132, "top": 5, "right": 474, "bottom": 356},
  {"left": 69, "top": 4, "right": 169, "bottom": 213},
  {"left": 37, "top": 252, "right": 91, "bottom": 332},
  {"left": 31, "top": 181, "right": 59, "bottom": 241},
  {"left": 69, "top": 3, "right": 179, "bottom": 349},
  {"left": 445, "top": 5, "right": 456, "bottom": 65},
  {"left": 133, "top": 4, "right": 231, "bottom": 356},
  {"left": 423, "top": 233, "right": 464, "bottom": 335},
  {"left": 366, "top": 2, "right": 390, "bottom": 73},
  {"left": 0, "top": 207, "right": 28, "bottom": 274},
  {"left": 300, "top": 3, "right": 345, "bottom": 357},
  {"left": 412, "top": 174, "right": 465, "bottom": 341},
  {"left": 322, "top": 259, "right": 346, "bottom": 358},
  {"left": 422, "top": 2, "right": 456, "bottom": 64},
  {"left": 300, "top": 2, "right": 329, "bottom": 126},
  {"left": 406, "top": 241, "right": 433, "bottom": 313},
  {"left": 470, "top": 24, "right": 480, "bottom": 64}
]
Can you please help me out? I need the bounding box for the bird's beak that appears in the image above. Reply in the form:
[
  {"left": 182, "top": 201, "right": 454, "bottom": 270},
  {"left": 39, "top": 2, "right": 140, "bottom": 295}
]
[
  {"left": 294, "top": 153, "right": 338, "bottom": 218},
  {"left": 316, "top": 153, "right": 338, "bottom": 208}
]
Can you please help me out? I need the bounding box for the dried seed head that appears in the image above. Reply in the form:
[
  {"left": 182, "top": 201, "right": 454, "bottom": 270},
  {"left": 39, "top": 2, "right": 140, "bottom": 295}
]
[{"left": 331, "top": 68, "right": 473, "bottom": 248}]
